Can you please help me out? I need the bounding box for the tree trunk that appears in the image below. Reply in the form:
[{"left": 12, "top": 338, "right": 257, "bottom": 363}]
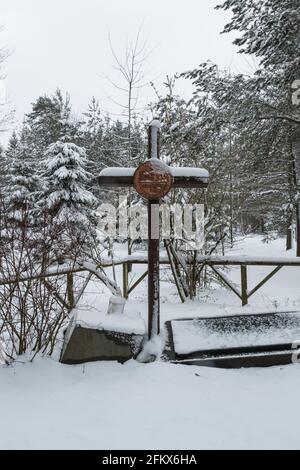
[
  {"left": 297, "top": 204, "right": 300, "bottom": 257},
  {"left": 290, "top": 136, "right": 300, "bottom": 256},
  {"left": 286, "top": 226, "right": 293, "bottom": 251},
  {"left": 67, "top": 273, "right": 74, "bottom": 310}
]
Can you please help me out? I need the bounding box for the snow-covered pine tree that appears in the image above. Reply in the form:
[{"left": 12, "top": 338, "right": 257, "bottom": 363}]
[
  {"left": 82, "top": 97, "right": 106, "bottom": 198},
  {"left": 5, "top": 130, "right": 18, "bottom": 161},
  {"left": 5, "top": 129, "right": 39, "bottom": 227},
  {"left": 38, "top": 140, "right": 98, "bottom": 260},
  {"left": 217, "top": 0, "right": 300, "bottom": 86},
  {"left": 180, "top": 64, "right": 291, "bottom": 237},
  {"left": 0, "top": 143, "right": 7, "bottom": 193},
  {"left": 217, "top": 0, "right": 300, "bottom": 253},
  {"left": 83, "top": 97, "right": 103, "bottom": 143},
  {"left": 25, "top": 89, "right": 81, "bottom": 159}
]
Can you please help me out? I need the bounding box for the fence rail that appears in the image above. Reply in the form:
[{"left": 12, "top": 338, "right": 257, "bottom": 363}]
[
  {"left": 114, "top": 254, "right": 300, "bottom": 306},
  {"left": 1, "top": 254, "right": 299, "bottom": 308}
]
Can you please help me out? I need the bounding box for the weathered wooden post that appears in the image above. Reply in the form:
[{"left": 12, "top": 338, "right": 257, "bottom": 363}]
[
  {"left": 134, "top": 121, "right": 173, "bottom": 337},
  {"left": 148, "top": 198, "right": 160, "bottom": 337},
  {"left": 147, "top": 123, "right": 161, "bottom": 338},
  {"left": 98, "top": 119, "right": 209, "bottom": 340},
  {"left": 122, "top": 262, "right": 129, "bottom": 299},
  {"left": 241, "top": 264, "right": 248, "bottom": 306}
]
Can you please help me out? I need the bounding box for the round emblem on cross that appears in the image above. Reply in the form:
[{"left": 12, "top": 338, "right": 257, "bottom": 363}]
[{"left": 133, "top": 160, "right": 174, "bottom": 200}]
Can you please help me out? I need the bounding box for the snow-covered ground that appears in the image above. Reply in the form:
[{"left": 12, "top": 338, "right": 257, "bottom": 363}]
[
  {"left": 1, "top": 235, "right": 300, "bottom": 450},
  {"left": 1, "top": 358, "right": 300, "bottom": 450}
]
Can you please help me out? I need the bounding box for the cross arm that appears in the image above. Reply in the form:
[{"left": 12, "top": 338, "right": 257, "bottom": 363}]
[
  {"left": 171, "top": 167, "right": 209, "bottom": 188},
  {"left": 97, "top": 168, "right": 135, "bottom": 187},
  {"left": 97, "top": 167, "right": 209, "bottom": 189}
]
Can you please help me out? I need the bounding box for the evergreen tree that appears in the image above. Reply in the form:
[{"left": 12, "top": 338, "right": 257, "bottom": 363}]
[
  {"left": 0, "top": 143, "right": 7, "bottom": 192},
  {"left": 38, "top": 141, "right": 98, "bottom": 259},
  {"left": 25, "top": 89, "right": 81, "bottom": 157},
  {"left": 82, "top": 97, "right": 105, "bottom": 179},
  {"left": 216, "top": 0, "right": 300, "bottom": 252},
  {"left": 217, "top": 0, "right": 300, "bottom": 86},
  {"left": 5, "top": 130, "right": 19, "bottom": 161},
  {"left": 5, "top": 129, "right": 39, "bottom": 226}
]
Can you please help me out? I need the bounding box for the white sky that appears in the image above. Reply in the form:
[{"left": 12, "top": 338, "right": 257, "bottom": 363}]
[{"left": 0, "top": 0, "right": 255, "bottom": 144}]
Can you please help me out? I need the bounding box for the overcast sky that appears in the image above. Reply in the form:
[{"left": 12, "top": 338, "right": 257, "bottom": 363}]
[{"left": 0, "top": 0, "right": 255, "bottom": 144}]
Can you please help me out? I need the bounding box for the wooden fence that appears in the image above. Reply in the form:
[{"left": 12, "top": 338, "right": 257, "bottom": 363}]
[
  {"left": 99, "top": 253, "right": 300, "bottom": 306},
  {"left": 1, "top": 254, "right": 300, "bottom": 308}
]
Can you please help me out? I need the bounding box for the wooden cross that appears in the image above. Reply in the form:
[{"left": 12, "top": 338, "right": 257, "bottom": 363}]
[{"left": 99, "top": 120, "right": 209, "bottom": 339}]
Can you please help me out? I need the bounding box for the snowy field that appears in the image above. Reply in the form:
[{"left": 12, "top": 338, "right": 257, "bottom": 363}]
[{"left": 1, "top": 235, "right": 300, "bottom": 450}]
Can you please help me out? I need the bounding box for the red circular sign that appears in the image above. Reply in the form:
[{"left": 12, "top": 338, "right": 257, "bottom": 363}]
[{"left": 133, "top": 160, "right": 173, "bottom": 200}]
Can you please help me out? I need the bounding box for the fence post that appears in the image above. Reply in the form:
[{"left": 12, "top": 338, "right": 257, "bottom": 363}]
[
  {"left": 123, "top": 262, "right": 129, "bottom": 299},
  {"left": 241, "top": 265, "right": 248, "bottom": 306}
]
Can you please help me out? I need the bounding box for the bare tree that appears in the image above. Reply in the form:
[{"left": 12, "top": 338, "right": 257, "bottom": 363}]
[
  {"left": 0, "top": 195, "right": 104, "bottom": 362},
  {"left": 107, "top": 28, "right": 149, "bottom": 161},
  {"left": 106, "top": 28, "right": 150, "bottom": 256}
]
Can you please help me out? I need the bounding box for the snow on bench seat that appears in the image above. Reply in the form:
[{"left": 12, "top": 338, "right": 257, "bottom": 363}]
[{"left": 171, "top": 312, "right": 300, "bottom": 356}]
